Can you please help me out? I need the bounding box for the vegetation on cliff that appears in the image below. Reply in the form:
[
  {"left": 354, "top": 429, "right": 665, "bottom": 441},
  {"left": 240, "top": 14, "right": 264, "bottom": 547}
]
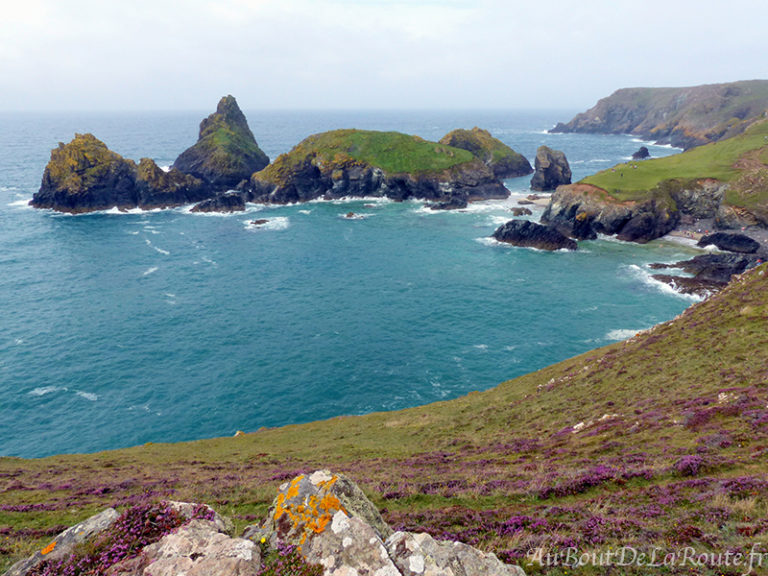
[
  {"left": 172, "top": 95, "right": 269, "bottom": 189},
  {"left": 552, "top": 79, "right": 768, "bottom": 149},
  {"left": 439, "top": 127, "right": 532, "bottom": 178},
  {"left": 3, "top": 261, "right": 768, "bottom": 575}
]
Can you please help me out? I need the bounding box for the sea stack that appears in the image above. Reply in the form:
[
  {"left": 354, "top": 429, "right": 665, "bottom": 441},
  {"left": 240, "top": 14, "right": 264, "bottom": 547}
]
[
  {"left": 173, "top": 95, "right": 270, "bottom": 190},
  {"left": 530, "top": 146, "right": 571, "bottom": 191}
]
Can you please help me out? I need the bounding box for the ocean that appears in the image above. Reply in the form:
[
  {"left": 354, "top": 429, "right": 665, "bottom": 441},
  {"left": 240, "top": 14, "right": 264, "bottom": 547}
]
[{"left": 0, "top": 109, "right": 701, "bottom": 458}]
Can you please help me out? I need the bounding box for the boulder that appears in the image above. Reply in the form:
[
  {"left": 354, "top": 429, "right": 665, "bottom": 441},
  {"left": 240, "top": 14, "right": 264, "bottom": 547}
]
[
  {"left": 698, "top": 232, "right": 760, "bottom": 253},
  {"left": 631, "top": 146, "right": 650, "bottom": 160},
  {"left": 510, "top": 207, "right": 532, "bottom": 217},
  {"left": 651, "top": 253, "right": 760, "bottom": 295},
  {"left": 4, "top": 508, "right": 120, "bottom": 576},
  {"left": 439, "top": 127, "right": 532, "bottom": 179},
  {"left": 107, "top": 519, "right": 260, "bottom": 576},
  {"left": 492, "top": 220, "right": 577, "bottom": 251},
  {"left": 386, "top": 531, "right": 526, "bottom": 576},
  {"left": 530, "top": 146, "right": 571, "bottom": 191},
  {"left": 428, "top": 196, "right": 468, "bottom": 210},
  {"left": 191, "top": 192, "right": 247, "bottom": 213},
  {"left": 173, "top": 95, "right": 270, "bottom": 190}
]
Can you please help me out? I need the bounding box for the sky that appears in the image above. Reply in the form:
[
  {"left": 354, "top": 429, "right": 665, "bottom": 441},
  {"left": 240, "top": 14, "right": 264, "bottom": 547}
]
[{"left": 1, "top": 0, "right": 767, "bottom": 111}]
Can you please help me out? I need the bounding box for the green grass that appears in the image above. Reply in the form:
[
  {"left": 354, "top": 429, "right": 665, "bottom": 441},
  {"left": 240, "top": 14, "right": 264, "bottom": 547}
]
[
  {"left": 583, "top": 119, "right": 768, "bottom": 199},
  {"left": 3, "top": 266, "right": 768, "bottom": 575},
  {"left": 270, "top": 129, "right": 476, "bottom": 176}
]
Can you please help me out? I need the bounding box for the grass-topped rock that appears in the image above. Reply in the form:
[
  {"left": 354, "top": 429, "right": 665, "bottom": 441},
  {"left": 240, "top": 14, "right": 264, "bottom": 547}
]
[
  {"left": 31, "top": 134, "right": 210, "bottom": 213},
  {"left": 242, "top": 129, "right": 508, "bottom": 205},
  {"left": 173, "top": 95, "right": 269, "bottom": 190},
  {"left": 542, "top": 119, "right": 768, "bottom": 242},
  {"left": 439, "top": 127, "right": 532, "bottom": 179}
]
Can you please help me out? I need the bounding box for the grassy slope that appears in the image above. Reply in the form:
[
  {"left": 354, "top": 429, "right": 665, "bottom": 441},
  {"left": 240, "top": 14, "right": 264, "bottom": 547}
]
[
  {"left": 2, "top": 264, "right": 768, "bottom": 574},
  {"left": 583, "top": 119, "right": 768, "bottom": 202},
  {"left": 261, "top": 129, "right": 476, "bottom": 179}
]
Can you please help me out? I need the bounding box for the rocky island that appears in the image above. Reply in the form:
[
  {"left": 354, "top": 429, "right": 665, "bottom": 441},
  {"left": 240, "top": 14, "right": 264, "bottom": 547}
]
[
  {"left": 551, "top": 79, "right": 768, "bottom": 150},
  {"left": 241, "top": 129, "right": 517, "bottom": 206},
  {"left": 30, "top": 96, "right": 269, "bottom": 213},
  {"left": 438, "top": 127, "right": 532, "bottom": 179}
]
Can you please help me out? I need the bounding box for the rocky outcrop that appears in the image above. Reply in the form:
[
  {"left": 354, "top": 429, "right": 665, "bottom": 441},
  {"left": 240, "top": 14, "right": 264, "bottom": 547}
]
[
  {"left": 30, "top": 134, "right": 213, "bottom": 213},
  {"left": 191, "top": 192, "right": 247, "bottom": 213},
  {"left": 4, "top": 508, "right": 120, "bottom": 576},
  {"left": 651, "top": 253, "right": 760, "bottom": 296},
  {"left": 241, "top": 129, "right": 509, "bottom": 207},
  {"left": 439, "top": 127, "right": 532, "bottom": 179},
  {"left": 510, "top": 207, "right": 532, "bottom": 216},
  {"left": 492, "top": 220, "right": 577, "bottom": 251},
  {"left": 541, "top": 183, "right": 679, "bottom": 243},
  {"left": 698, "top": 232, "right": 760, "bottom": 253},
  {"left": 551, "top": 80, "right": 768, "bottom": 149},
  {"left": 530, "top": 146, "right": 571, "bottom": 191},
  {"left": 173, "top": 95, "right": 269, "bottom": 190},
  {"left": 632, "top": 146, "right": 650, "bottom": 160}
]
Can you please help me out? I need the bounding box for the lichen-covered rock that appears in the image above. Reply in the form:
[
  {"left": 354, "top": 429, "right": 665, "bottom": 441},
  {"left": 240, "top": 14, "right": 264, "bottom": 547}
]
[
  {"left": 698, "top": 232, "right": 760, "bottom": 253},
  {"left": 492, "top": 219, "right": 577, "bottom": 251},
  {"left": 107, "top": 519, "right": 260, "bottom": 576},
  {"left": 173, "top": 95, "right": 269, "bottom": 190},
  {"left": 386, "top": 531, "right": 526, "bottom": 576},
  {"left": 190, "top": 192, "right": 247, "bottom": 213},
  {"left": 530, "top": 146, "right": 571, "bottom": 191},
  {"left": 4, "top": 508, "right": 120, "bottom": 576},
  {"left": 439, "top": 127, "right": 532, "bottom": 179},
  {"left": 241, "top": 129, "right": 509, "bottom": 206},
  {"left": 32, "top": 133, "right": 139, "bottom": 213}
]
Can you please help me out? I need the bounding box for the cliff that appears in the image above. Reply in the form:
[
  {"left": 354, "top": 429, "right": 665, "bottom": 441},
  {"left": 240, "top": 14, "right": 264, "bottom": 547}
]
[
  {"left": 552, "top": 79, "right": 768, "bottom": 149},
  {"left": 242, "top": 129, "right": 509, "bottom": 205},
  {"left": 173, "top": 95, "right": 269, "bottom": 189},
  {"left": 438, "top": 127, "right": 532, "bottom": 179}
]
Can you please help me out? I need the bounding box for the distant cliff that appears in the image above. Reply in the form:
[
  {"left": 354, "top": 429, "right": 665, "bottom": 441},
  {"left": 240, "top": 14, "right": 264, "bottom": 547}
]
[{"left": 552, "top": 80, "right": 768, "bottom": 150}]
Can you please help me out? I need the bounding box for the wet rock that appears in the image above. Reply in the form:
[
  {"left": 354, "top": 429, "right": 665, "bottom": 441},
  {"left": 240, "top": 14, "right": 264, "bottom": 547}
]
[
  {"left": 651, "top": 253, "right": 760, "bottom": 295},
  {"left": 510, "top": 207, "right": 532, "bottom": 217},
  {"left": 530, "top": 146, "right": 571, "bottom": 191},
  {"left": 428, "top": 196, "right": 468, "bottom": 210},
  {"left": 492, "top": 220, "right": 577, "bottom": 251},
  {"left": 191, "top": 192, "right": 247, "bottom": 213},
  {"left": 631, "top": 146, "right": 650, "bottom": 160},
  {"left": 698, "top": 232, "right": 760, "bottom": 253}
]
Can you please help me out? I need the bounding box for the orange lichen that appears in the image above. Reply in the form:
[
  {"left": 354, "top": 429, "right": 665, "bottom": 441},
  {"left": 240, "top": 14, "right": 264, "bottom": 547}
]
[{"left": 41, "top": 541, "right": 56, "bottom": 555}]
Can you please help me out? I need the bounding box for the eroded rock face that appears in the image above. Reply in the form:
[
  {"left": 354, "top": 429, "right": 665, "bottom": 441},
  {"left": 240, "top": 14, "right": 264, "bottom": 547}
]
[
  {"left": 631, "top": 146, "right": 650, "bottom": 160},
  {"left": 107, "top": 519, "right": 260, "bottom": 576},
  {"left": 135, "top": 158, "right": 210, "bottom": 209},
  {"left": 541, "top": 183, "right": 680, "bottom": 243},
  {"left": 190, "top": 192, "right": 247, "bottom": 213},
  {"left": 386, "top": 531, "right": 526, "bottom": 576},
  {"left": 173, "top": 96, "right": 269, "bottom": 190},
  {"left": 651, "top": 253, "right": 760, "bottom": 296},
  {"left": 439, "top": 127, "right": 532, "bottom": 179},
  {"left": 530, "top": 146, "right": 571, "bottom": 192},
  {"left": 492, "top": 219, "right": 577, "bottom": 251}
]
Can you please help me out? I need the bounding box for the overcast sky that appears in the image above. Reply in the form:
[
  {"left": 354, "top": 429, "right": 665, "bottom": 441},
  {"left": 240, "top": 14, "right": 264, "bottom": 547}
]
[{"left": 1, "top": 0, "right": 766, "bottom": 111}]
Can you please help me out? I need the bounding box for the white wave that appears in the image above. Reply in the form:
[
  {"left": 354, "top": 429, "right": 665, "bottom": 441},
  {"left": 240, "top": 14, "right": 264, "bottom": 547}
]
[
  {"left": 8, "top": 197, "right": 32, "bottom": 208},
  {"left": 154, "top": 246, "right": 170, "bottom": 255},
  {"left": 75, "top": 390, "right": 98, "bottom": 401},
  {"left": 488, "top": 215, "right": 514, "bottom": 226},
  {"left": 0, "top": 186, "right": 19, "bottom": 192},
  {"left": 201, "top": 256, "right": 217, "bottom": 266},
  {"left": 14, "top": 338, "right": 24, "bottom": 345},
  {"left": 473, "top": 344, "right": 489, "bottom": 350},
  {"left": 245, "top": 216, "right": 290, "bottom": 231},
  {"left": 475, "top": 236, "right": 503, "bottom": 247},
  {"left": 623, "top": 264, "right": 703, "bottom": 302},
  {"left": 127, "top": 230, "right": 140, "bottom": 235},
  {"left": 143, "top": 266, "right": 159, "bottom": 276},
  {"left": 307, "top": 195, "right": 393, "bottom": 205},
  {"left": 339, "top": 212, "right": 372, "bottom": 220},
  {"left": 159, "top": 165, "right": 170, "bottom": 172},
  {"left": 29, "top": 386, "right": 68, "bottom": 396},
  {"left": 298, "top": 209, "right": 313, "bottom": 215},
  {"left": 605, "top": 328, "right": 642, "bottom": 341}
]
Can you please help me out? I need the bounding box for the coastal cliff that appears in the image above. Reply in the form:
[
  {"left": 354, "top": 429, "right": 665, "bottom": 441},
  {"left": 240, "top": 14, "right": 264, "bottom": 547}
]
[
  {"left": 241, "top": 129, "right": 509, "bottom": 205},
  {"left": 551, "top": 80, "right": 768, "bottom": 149}
]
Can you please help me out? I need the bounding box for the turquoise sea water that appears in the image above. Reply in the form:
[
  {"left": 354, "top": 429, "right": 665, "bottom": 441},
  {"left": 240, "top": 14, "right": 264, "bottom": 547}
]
[{"left": 0, "top": 110, "right": 700, "bottom": 458}]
